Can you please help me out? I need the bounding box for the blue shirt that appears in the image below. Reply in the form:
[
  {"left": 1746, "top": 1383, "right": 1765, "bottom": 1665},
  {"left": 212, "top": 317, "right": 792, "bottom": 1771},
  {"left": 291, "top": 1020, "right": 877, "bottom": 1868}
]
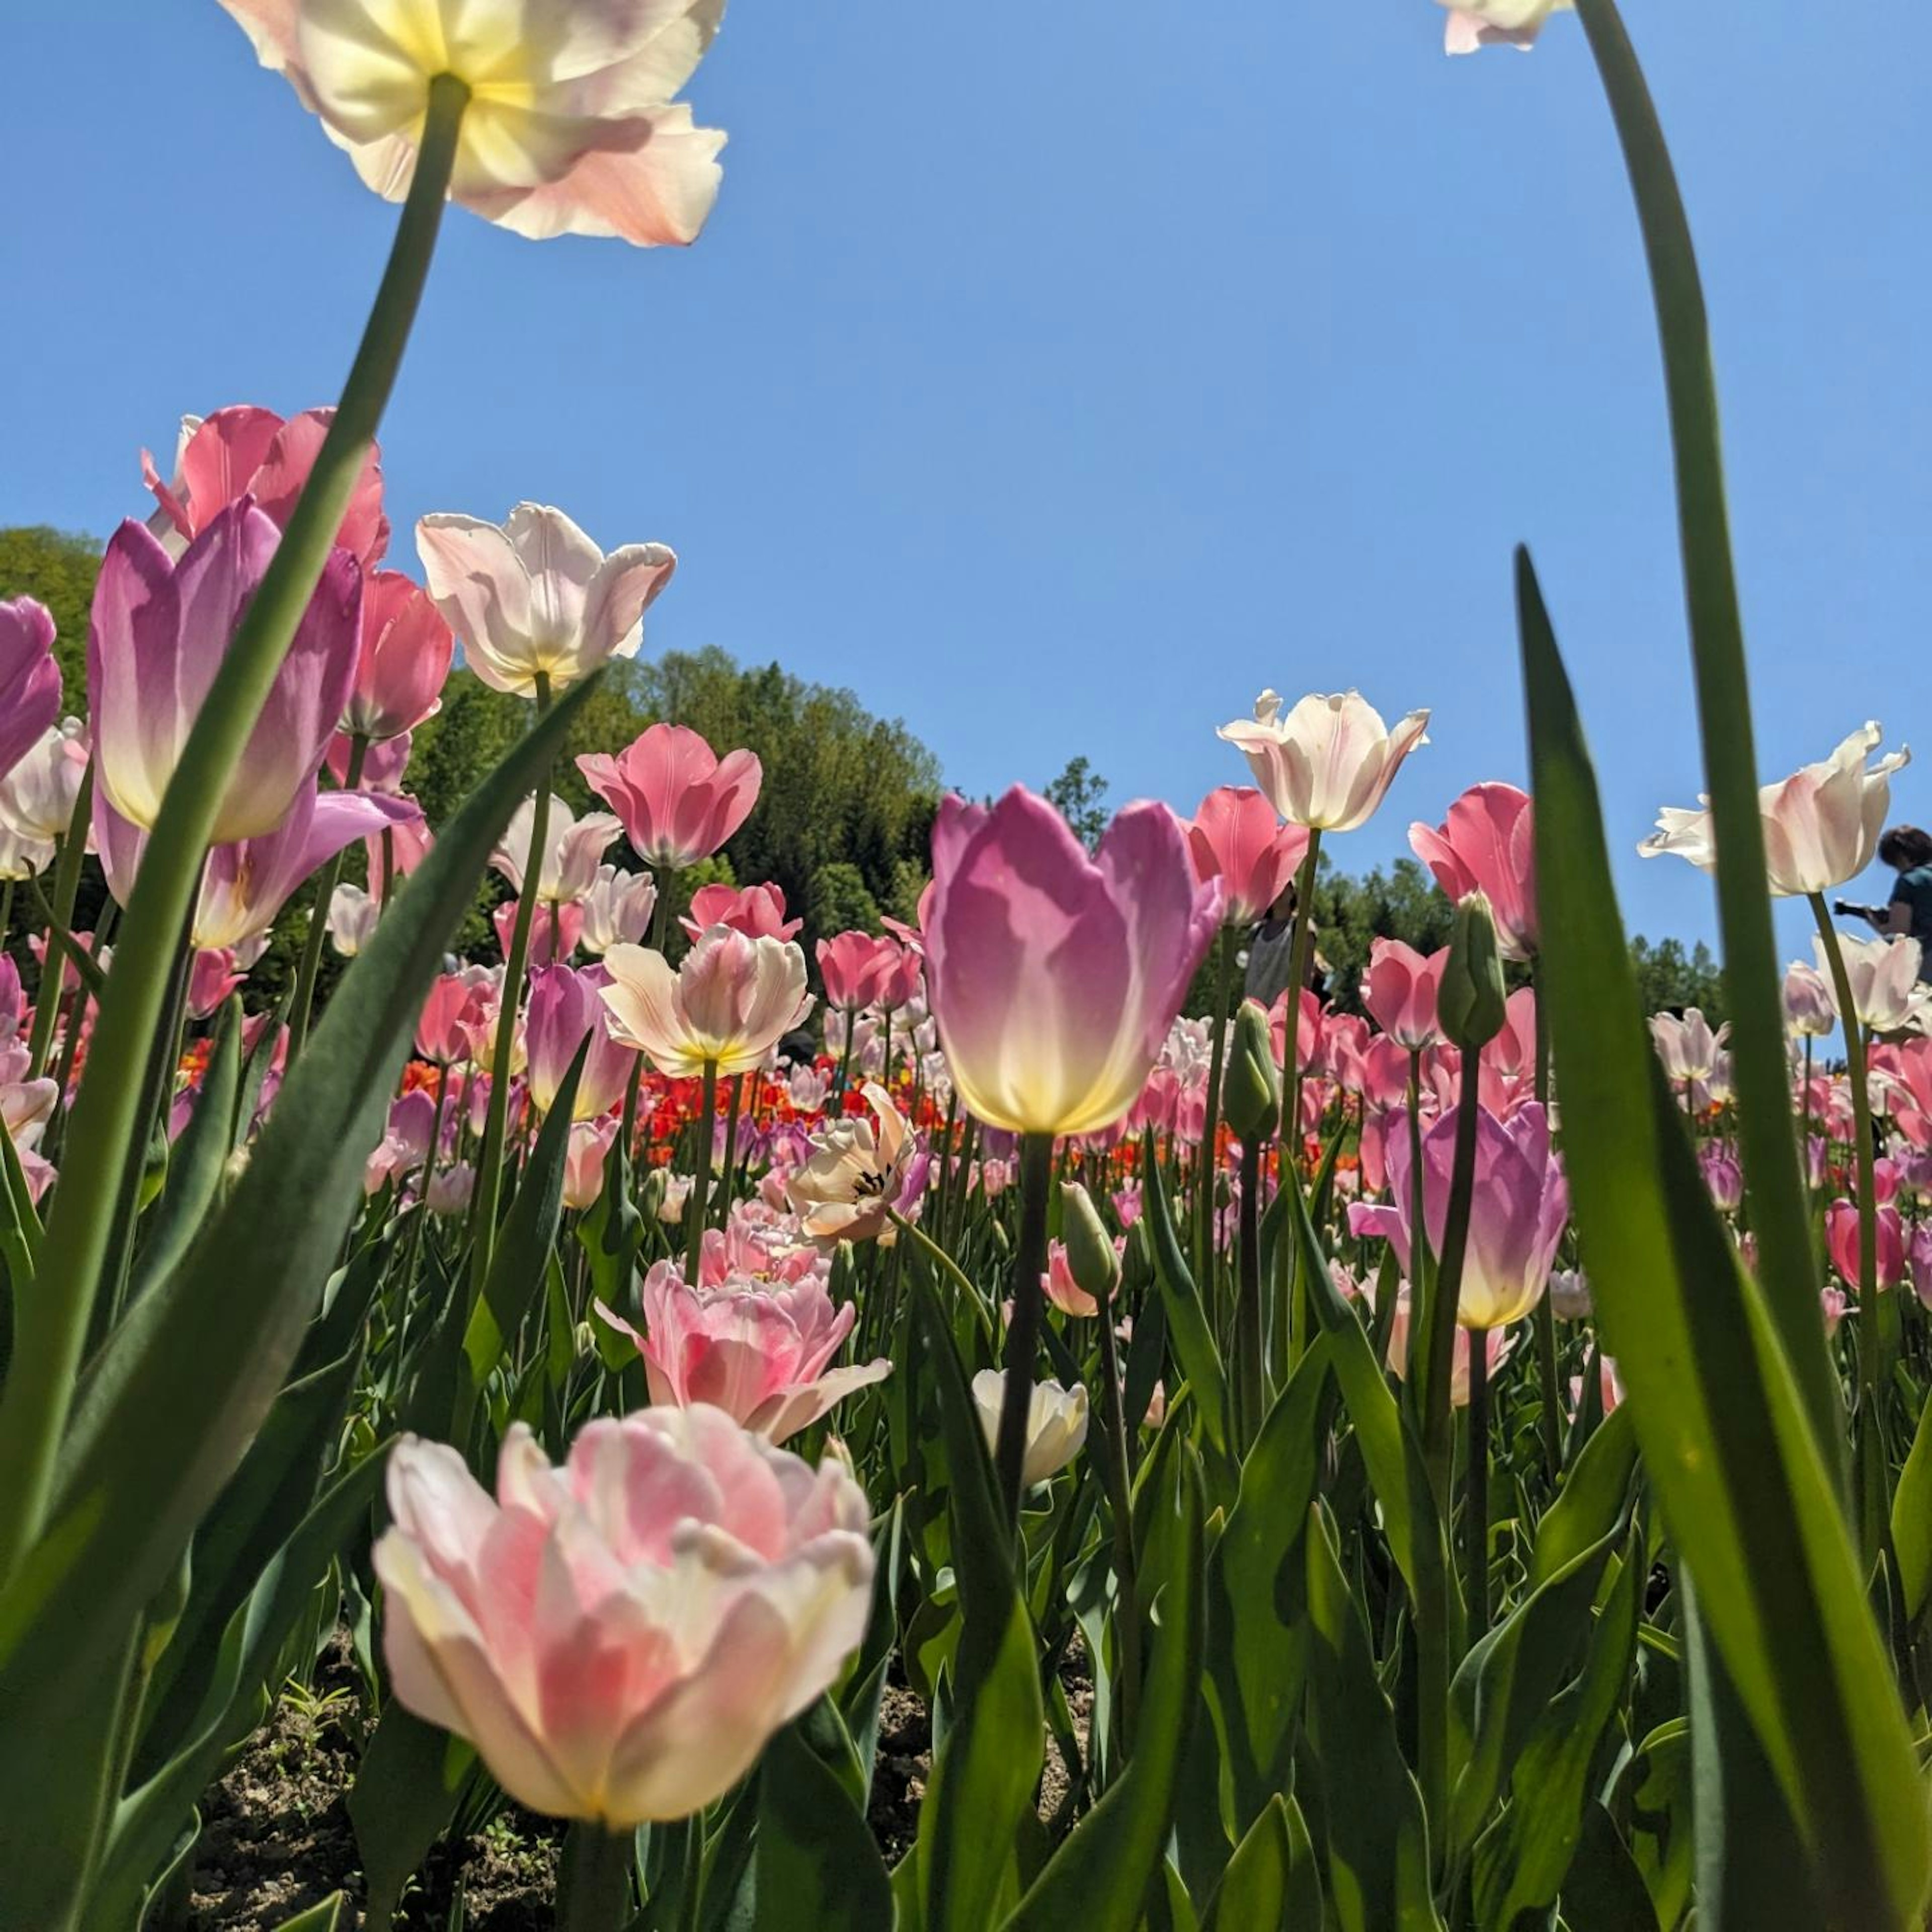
[{"left": 1890, "top": 866, "right": 1932, "bottom": 979}]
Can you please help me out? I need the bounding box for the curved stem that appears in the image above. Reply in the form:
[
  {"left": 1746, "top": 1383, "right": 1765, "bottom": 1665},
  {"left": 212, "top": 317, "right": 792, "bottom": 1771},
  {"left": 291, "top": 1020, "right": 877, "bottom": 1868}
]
[
  {"left": 891, "top": 1209, "right": 996, "bottom": 1342},
  {"left": 994, "top": 1132, "right": 1055, "bottom": 1526},
  {"left": 286, "top": 731, "right": 368, "bottom": 1063},
  {"left": 0, "top": 79, "right": 468, "bottom": 1583},
  {"left": 26, "top": 761, "right": 91, "bottom": 1082},
  {"left": 1421, "top": 1048, "right": 1482, "bottom": 1508},
  {"left": 1093, "top": 1289, "right": 1142, "bottom": 1758}
]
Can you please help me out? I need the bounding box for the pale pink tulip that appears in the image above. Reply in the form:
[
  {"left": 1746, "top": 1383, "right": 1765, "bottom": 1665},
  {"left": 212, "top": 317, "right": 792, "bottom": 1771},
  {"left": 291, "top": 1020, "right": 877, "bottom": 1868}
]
[
  {"left": 1217, "top": 690, "right": 1429, "bottom": 833},
  {"left": 524, "top": 965, "right": 639, "bottom": 1120},
  {"left": 218, "top": 0, "right": 728, "bottom": 247},
  {"left": 374, "top": 1409, "right": 871, "bottom": 1829},
  {"left": 562, "top": 1117, "right": 619, "bottom": 1212},
  {"left": 0, "top": 599, "right": 62, "bottom": 782},
  {"left": 0, "top": 718, "right": 88, "bottom": 843},
  {"left": 1649, "top": 1009, "right": 1728, "bottom": 1085},
  {"left": 89, "top": 505, "right": 361, "bottom": 841},
  {"left": 143, "top": 405, "right": 387, "bottom": 568},
  {"left": 580, "top": 865, "right": 659, "bottom": 954},
  {"left": 785, "top": 1083, "right": 917, "bottom": 1247},
  {"left": 494, "top": 794, "right": 624, "bottom": 908},
  {"left": 579, "top": 724, "right": 762, "bottom": 872},
  {"left": 493, "top": 899, "right": 585, "bottom": 968},
  {"left": 969, "top": 1371, "right": 1087, "bottom": 1487},
  {"left": 1409, "top": 783, "right": 1537, "bottom": 960},
  {"left": 327, "top": 882, "right": 381, "bottom": 958},
  {"left": 1816, "top": 932, "right": 1927, "bottom": 1034},
  {"left": 418, "top": 505, "right": 675, "bottom": 696},
  {"left": 417, "top": 972, "right": 488, "bottom": 1064},
  {"left": 600, "top": 927, "right": 812, "bottom": 1077},
  {"left": 682, "top": 882, "right": 801, "bottom": 942},
  {"left": 1439, "top": 0, "right": 1573, "bottom": 54},
  {"left": 1185, "top": 785, "right": 1310, "bottom": 927},
  {"left": 1641, "top": 724, "right": 1911, "bottom": 897},
  {"left": 342, "top": 570, "right": 452, "bottom": 740},
  {"left": 600, "top": 1262, "right": 891, "bottom": 1444},
  {"left": 924, "top": 787, "right": 1220, "bottom": 1136},
  {"left": 1782, "top": 959, "right": 1838, "bottom": 1036},
  {"left": 1363, "top": 939, "right": 1445, "bottom": 1051}
]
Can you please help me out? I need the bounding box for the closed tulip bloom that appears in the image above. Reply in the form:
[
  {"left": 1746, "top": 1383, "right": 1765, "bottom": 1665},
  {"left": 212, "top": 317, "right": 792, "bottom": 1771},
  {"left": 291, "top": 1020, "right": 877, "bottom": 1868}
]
[
  {"left": 1640, "top": 724, "right": 1911, "bottom": 896},
  {"left": 682, "top": 881, "right": 801, "bottom": 943},
  {"left": 327, "top": 882, "right": 381, "bottom": 958},
  {"left": 374, "top": 1410, "right": 871, "bottom": 1831},
  {"left": 924, "top": 787, "right": 1220, "bottom": 1137},
  {"left": 1439, "top": 0, "right": 1573, "bottom": 54},
  {"left": 0, "top": 718, "right": 88, "bottom": 843},
  {"left": 579, "top": 723, "right": 762, "bottom": 871},
  {"left": 525, "top": 965, "right": 640, "bottom": 1120},
  {"left": 144, "top": 405, "right": 387, "bottom": 568},
  {"left": 562, "top": 1117, "right": 619, "bottom": 1212},
  {"left": 1909, "top": 1225, "right": 1932, "bottom": 1311},
  {"left": 418, "top": 505, "right": 676, "bottom": 697},
  {"left": 1217, "top": 690, "right": 1429, "bottom": 833},
  {"left": 785, "top": 1082, "right": 916, "bottom": 1247},
  {"left": 818, "top": 931, "right": 897, "bottom": 1013},
  {"left": 577, "top": 864, "right": 657, "bottom": 955},
  {"left": 599, "top": 1262, "right": 891, "bottom": 1445},
  {"left": 1409, "top": 783, "right": 1537, "bottom": 960},
  {"left": 1363, "top": 938, "right": 1445, "bottom": 1051},
  {"left": 1826, "top": 1199, "right": 1906, "bottom": 1292},
  {"left": 970, "top": 1371, "right": 1088, "bottom": 1488},
  {"left": 89, "top": 505, "right": 361, "bottom": 842},
  {"left": 1785, "top": 960, "right": 1838, "bottom": 1037},
  {"left": 1185, "top": 786, "right": 1310, "bottom": 927},
  {"left": 217, "top": 0, "right": 727, "bottom": 247},
  {"left": 493, "top": 794, "right": 624, "bottom": 906},
  {"left": 1649, "top": 1008, "right": 1728, "bottom": 1084},
  {"left": 342, "top": 569, "right": 453, "bottom": 739},
  {"left": 0, "top": 599, "right": 63, "bottom": 782},
  {"left": 1819, "top": 932, "right": 1927, "bottom": 1034},
  {"left": 417, "top": 971, "right": 489, "bottom": 1064},
  {"left": 600, "top": 927, "right": 812, "bottom": 1077}
]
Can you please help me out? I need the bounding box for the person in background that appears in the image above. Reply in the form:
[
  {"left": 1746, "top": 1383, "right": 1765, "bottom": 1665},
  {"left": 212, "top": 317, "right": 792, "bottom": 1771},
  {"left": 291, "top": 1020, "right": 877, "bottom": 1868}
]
[
  {"left": 1840, "top": 826, "right": 1932, "bottom": 983},
  {"left": 1241, "top": 885, "right": 1326, "bottom": 1008}
]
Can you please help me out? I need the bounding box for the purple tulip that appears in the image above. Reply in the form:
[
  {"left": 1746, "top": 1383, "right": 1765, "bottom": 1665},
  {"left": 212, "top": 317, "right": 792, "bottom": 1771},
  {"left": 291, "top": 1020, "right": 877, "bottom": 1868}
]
[
  {"left": 525, "top": 963, "right": 640, "bottom": 1121},
  {"left": 0, "top": 598, "right": 62, "bottom": 782}
]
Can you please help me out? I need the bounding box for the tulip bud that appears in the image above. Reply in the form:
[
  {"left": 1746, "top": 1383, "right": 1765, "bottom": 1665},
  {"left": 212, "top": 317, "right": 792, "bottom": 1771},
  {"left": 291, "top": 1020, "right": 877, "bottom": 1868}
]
[
  {"left": 1221, "top": 999, "right": 1281, "bottom": 1141},
  {"left": 1061, "top": 1180, "right": 1121, "bottom": 1306},
  {"left": 1438, "top": 891, "right": 1507, "bottom": 1050},
  {"left": 1122, "top": 1217, "right": 1156, "bottom": 1295}
]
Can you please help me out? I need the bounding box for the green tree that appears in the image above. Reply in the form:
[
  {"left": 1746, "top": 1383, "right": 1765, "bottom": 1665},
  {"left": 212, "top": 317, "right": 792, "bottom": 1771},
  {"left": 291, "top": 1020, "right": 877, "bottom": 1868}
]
[
  {"left": 0, "top": 525, "right": 101, "bottom": 697},
  {"left": 1043, "top": 755, "right": 1109, "bottom": 850}
]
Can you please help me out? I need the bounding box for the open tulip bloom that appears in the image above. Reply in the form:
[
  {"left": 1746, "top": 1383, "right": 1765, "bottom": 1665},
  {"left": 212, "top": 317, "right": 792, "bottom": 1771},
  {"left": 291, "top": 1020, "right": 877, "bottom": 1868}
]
[{"left": 1217, "top": 689, "right": 1430, "bottom": 834}]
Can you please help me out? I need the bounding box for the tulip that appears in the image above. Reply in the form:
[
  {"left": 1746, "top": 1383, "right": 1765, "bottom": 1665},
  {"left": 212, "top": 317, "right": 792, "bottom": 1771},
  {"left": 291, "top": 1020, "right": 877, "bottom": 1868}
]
[
  {"left": 1061, "top": 1180, "right": 1123, "bottom": 1309},
  {"left": 683, "top": 882, "right": 801, "bottom": 943},
  {"left": 492, "top": 899, "right": 584, "bottom": 969},
  {"left": 187, "top": 948, "right": 250, "bottom": 1020},
  {"left": 1438, "top": 0, "right": 1573, "bottom": 54},
  {"left": 368, "top": 808, "right": 433, "bottom": 899},
  {"left": 89, "top": 505, "right": 361, "bottom": 842},
  {"left": 417, "top": 971, "right": 488, "bottom": 1065},
  {"left": 1648, "top": 1008, "right": 1728, "bottom": 1085},
  {"left": 1826, "top": 1199, "right": 1905, "bottom": 1291},
  {"left": 600, "top": 928, "right": 812, "bottom": 1078},
  {"left": 785, "top": 1083, "right": 917, "bottom": 1247},
  {"left": 493, "top": 793, "right": 623, "bottom": 907},
  {"left": 1700, "top": 1144, "right": 1745, "bottom": 1215},
  {"left": 1217, "top": 690, "right": 1429, "bottom": 833},
  {"left": 924, "top": 787, "right": 1220, "bottom": 1137},
  {"left": 341, "top": 569, "right": 452, "bottom": 740},
  {"left": 525, "top": 965, "right": 641, "bottom": 1121},
  {"left": 1548, "top": 1267, "right": 1592, "bottom": 1321},
  {"left": 580, "top": 865, "right": 659, "bottom": 955},
  {"left": 417, "top": 505, "right": 676, "bottom": 697},
  {"left": 579, "top": 724, "right": 762, "bottom": 872},
  {"left": 1409, "top": 783, "right": 1537, "bottom": 961},
  {"left": 1784, "top": 960, "right": 1838, "bottom": 1037},
  {"left": 0, "top": 719, "right": 88, "bottom": 844},
  {"left": 1185, "top": 786, "right": 1310, "bottom": 927},
  {"left": 970, "top": 1371, "right": 1088, "bottom": 1487},
  {"left": 872, "top": 944, "right": 923, "bottom": 1015},
  {"left": 562, "top": 1117, "right": 620, "bottom": 1212},
  {"left": 1816, "top": 933, "right": 1928, "bottom": 1035},
  {"left": 818, "top": 931, "right": 897, "bottom": 1014},
  {"left": 218, "top": 0, "right": 728, "bottom": 247},
  {"left": 1909, "top": 1226, "right": 1932, "bottom": 1311},
  {"left": 1640, "top": 723, "right": 1911, "bottom": 896},
  {"left": 375, "top": 1408, "right": 870, "bottom": 1832},
  {"left": 0, "top": 598, "right": 63, "bottom": 783},
  {"left": 426, "top": 1163, "right": 476, "bottom": 1216},
  {"left": 327, "top": 882, "right": 381, "bottom": 958},
  {"left": 1363, "top": 938, "right": 1446, "bottom": 1052},
  {"left": 599, "top": 1262, "right": 891, "bottom": 1445},
  {"left": 1376, "top": 1287, "right": 1513, "bottom": 1405}
]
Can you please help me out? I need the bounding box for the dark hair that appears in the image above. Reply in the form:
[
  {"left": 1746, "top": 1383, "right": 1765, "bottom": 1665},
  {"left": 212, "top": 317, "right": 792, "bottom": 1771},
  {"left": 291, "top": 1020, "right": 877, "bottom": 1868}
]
[{"left": 1879, "top": 826, "right": 1932, "bottom": 871}]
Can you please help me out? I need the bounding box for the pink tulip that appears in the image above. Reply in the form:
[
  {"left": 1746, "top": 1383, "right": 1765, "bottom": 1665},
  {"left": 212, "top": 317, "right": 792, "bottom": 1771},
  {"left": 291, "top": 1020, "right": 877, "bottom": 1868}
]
[
  {"left": 1217, "top": 690, "right": 1430, "bottom": 833},
  {"left": 873, "top": 944, "right": 923, "bottom": 1014},
  {"left": 817, "top": 931, "right": 898, "bottom": 1013},
  {"left": 187, "top": 948, "right": 249, "bottom": 1019},
  {"left": 218, "top": 0, "right": 728, "bottom": 249},
  {"left": 601, "top": 928, "right": 813, "bottom": 1078},
  {"left": 328, "top": 729, "right": 413, "bottom": 794},
  {"left": 1700, "top": 1144, "right": 1745, "bottom": 1215},
  {"left": 1409, "top": 784, "right": 1537, "bottom": 961},
  {"left": 493, "top": 900, "right": 586, "bottom": 969},
  {"left": 341, "top": 570, "right": 452, "bottom": 740},
  {"left": 1363, "top": 939, "right": 1445, "bottom": 1051},
  {"left": 600, "top": 1262, "right": 892, "bottom": 1445},
  {"left": 682, "top": 882, "right": 801, "bottom": 943},
  {"left": 1374, "top": 1285, "right": 1514, "bottom": 1405},
  {"left": 925, "top": 786, "right": 1220, "bottom": 1137},
  {"left": 579, "top": 724, "right": 762, "bottom": 873},
  {"left": 1825, "top": 1199, "right": 1905, "bottom": 1292},
  {"left": 367, "top": 807, "right": 433, "bottom": 899},
  {"left": 524, "top": 965, "right": 639, "bottom": 1120},
  {"left": 1185, "top": 786, "right": 1310, "bottom": 927},
  {"left": 0, "top": 599, "right": 62, "bottom": 782},
  {"left": 1908, "top": 1226, "right": 1932, "bottom": 1311},
  {"left": 1784, "top": 960, "right": 1838, "bottom": 1037},
  {"left": 89, "top": 505, "right": 362, "bottom": 842},
  {"left": 417, "top": 972, "right": 488, "bottom": 1065},
  {"left": 375, "top": 1408, "right": 869, "bottom": 1830},
  {"left": 0, "top": 718, "right": 88, "bottom": 844},
  {"left": 1440, "top": 4, "right": 1573, "bottom": 56},
  {"left": 143, "top": 404, "right": 388, "bottom": 568},
  {"left": 562, "top": 1117, "right": 619, "bottom": 1211},
  {"left": 581, "top": 865, "right": 659, "bottom": 954}
]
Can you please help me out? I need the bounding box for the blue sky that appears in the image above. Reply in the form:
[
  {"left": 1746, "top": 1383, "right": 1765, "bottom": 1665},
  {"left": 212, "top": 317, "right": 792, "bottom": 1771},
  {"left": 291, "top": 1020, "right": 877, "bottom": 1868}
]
[{"left": 4, "top": 2, "right": 1926, "bottom": 967}]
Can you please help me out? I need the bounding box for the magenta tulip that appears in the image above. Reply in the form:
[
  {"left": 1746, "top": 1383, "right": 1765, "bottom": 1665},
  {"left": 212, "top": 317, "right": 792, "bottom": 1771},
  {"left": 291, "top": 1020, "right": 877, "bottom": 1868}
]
[
  {"left": 1826, "top": 1199, "right": 1905, "bottom": 1292},
  {"left": 1186, "top": 785, "right": 1310, "bottom": 926},
  {"left": 924, "top": 786, "right": 1221, "bottom": 1137},
  {"left": 524, "top": 965, "right": 639, "bottom": 1121},
  {"left": 0, "top": 599, "right": 62, "bottom": 782},
  {"left": 578, "top": 724, "right": 762, "bottom": 872},
  {"left": 341, "top": 570, "right": 452, "bottom": 740},
  {"left": 817, "top": 931, "right": 897, "bottom": 1013},
  {"left": 1410, "top": 783, "right": 1538, "bottom": 962}
]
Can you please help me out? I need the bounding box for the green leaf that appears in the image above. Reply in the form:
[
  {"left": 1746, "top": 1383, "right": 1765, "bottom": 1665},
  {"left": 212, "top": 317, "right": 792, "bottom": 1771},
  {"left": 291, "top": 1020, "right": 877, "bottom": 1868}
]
[
  {"left": 1518, "top": 544, "right": 1930, "bottom": 1924},
  {"left": 1303, "top": 1502, "right": 1443, "bottom": 1932},
  {"left": 1559, "top": 1804, "right": 1660, "bottom": 1932},
  {"left": 265, "top": 1896, "right": 349, "bottom": 1932},
  {"left": 1002, "top": 1446, "right": 1204, "bottom": 1931},
  {"left": 754, "top": 1721, "right": 893, "bottom": 1931},
  {"left": 1140, "top": 1130, "right": 1229, "bottom": 1456},
  {"left": 1200, "top": 1795, "right": 1321, "bottom": 1932},
  {"left": 348, "top": 1702, "right": 477, "bottom": 1929},
  {"left": 1892, "top": 1382, "right": 1932, "bottom": 1629},
  {"left": 1528, "top": 1399, "right": 1637, "bottom": 1589}
]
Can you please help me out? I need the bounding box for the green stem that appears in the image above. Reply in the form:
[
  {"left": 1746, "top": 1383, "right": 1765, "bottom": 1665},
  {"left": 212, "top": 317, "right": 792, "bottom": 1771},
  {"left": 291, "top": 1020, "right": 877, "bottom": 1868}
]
[
  {"left": 1235, "top": 1132, "right": 1264, "bottom": 1448},
  {"left": 556, "top": 1820, "right": 632, "bottom": 1932},
  {"left": 1529, "top": 965, "right": 1563, "bottom": 1481},
  {"left": 1421, "top": 1048, "right": 1482, "bottom": 1508},
  {"left": 1465, "top": 1325, "right": 1492, "bottom": 1642},
  {"left": 0, "top": 76, "right": 468, "bottom": 1586},
  {"left": 1196, "top": 924, "right": 1234, "bottom": 1294},
  {"left": 26, "top": 762, "right": 92, "bottom": 1082},
  {"left": 1808, "top": 894, "right": 1884, "bottom": 1560},
  {"left": 285, "top": 732, "right": 369, "bottom": 1062},
  {"left": 685, "top": 1060, "right": 718, "bottom": 1280},
  {"left": 891, "top": 1209, "right": 996, "bottom": 1342},
  {"left": 1282, "top": 831, "right": 1323, "bottom": 1157},
  {"left": 714, "top": 1073, "right": 742, "bottom": 1232},
  {"left": 1403, "top": 1052, "right": 1430, "bottom": 1396},
  {"left": 994, "top": 1132, "right": 1056, "bottom": 1526},
  {"left": 1093, "top": 1286, "right": 1142, "bottom": 1760},
  {"left": 469, "top": 676, "right": 553, "bottom": 1291},
  {"left": 1576, "top": 0, "right": 1838, "bottom": 1466}
]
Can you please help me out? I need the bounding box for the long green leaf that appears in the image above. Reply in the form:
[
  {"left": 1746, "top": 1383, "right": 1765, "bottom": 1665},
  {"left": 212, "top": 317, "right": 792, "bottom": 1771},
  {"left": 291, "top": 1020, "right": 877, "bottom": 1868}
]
[
  {"left": 755, "top": 1721, "right": 893, "bottom": 1931},
  {"left": 1141, "top": 1130, "right": 1230, "bottom": 1455},
  {"left": 1200, "top": 1794, "right": 1321, "bottom": 1932},
  {"left": 1518, "top": 546, "right": 1929, "bottom": 1924},
  {"left": 348, "top": 1703, "right": 477, "bottom": 1929},
  {"left": 1528, "top": 1399, "right": 1637, "bottom": 1589}
]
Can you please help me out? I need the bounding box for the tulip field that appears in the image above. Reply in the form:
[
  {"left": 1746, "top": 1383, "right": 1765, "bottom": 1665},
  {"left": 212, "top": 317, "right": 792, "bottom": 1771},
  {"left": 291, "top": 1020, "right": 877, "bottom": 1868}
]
[{"left": 6, "top": 3, "right": 1932, "bottom": 1929}]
